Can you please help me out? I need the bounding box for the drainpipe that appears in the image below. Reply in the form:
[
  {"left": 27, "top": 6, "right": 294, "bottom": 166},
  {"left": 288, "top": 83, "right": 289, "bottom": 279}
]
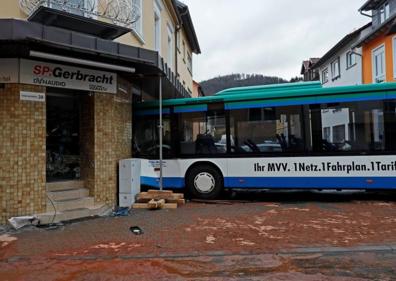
[
  {"left": 351, "top": 49, "right": 363, "bottom": 57},
  {"left": 359, "top": 10, "right": 373, "bottom": 18}
]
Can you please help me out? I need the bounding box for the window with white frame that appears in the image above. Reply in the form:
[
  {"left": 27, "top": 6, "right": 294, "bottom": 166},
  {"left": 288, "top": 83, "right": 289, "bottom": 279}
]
[
  {"left": 373, "top": 45, "right": 386, "bottom": 83},
  {"left": 187, "top": 52, "right": 192, "bottom": 73},
  {"left": 331, "top": 57, "right": 340, "bottom": 80},
  {"left": 132, "top": 0, "right": 143, "bottom": 38},
  {"left": 346, "top": 51, "right": 356, "bottom": 69},
  {"left": 323, "top": 127, "right": 331, "bottom": 142},
  {"left": 379, "top": 2, "right": 390, "bottom": 24},
  {"left": 176, "top": 31, "right": 181, "bottom": 51},
  {"left": 182, "top": 41, "right": 186, "bottom": 61},
  {"left": 167, "top": 24, "right": 174, "bottom": 70},
  {"left": 322, "top": 68, "right": 329, "bottom": 84},
  {"left": 154, "top": 0, "right": 162, "bottom": 53}
]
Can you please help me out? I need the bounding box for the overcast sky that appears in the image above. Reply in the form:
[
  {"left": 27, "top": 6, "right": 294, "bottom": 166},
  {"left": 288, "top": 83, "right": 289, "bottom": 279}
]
[{"left": 181, "top": 0, "right": 370, "bottom": 82}]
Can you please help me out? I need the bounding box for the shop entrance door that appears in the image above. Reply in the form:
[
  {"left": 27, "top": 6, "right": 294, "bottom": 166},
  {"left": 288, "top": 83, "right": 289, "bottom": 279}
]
[{"left": 46, "top": 93, "right": 81, "bottom": 182}]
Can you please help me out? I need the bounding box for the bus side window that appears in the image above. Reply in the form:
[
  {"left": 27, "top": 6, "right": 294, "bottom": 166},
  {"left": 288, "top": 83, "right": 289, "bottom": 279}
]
[
  {"left": 133, "top": 115, "right": 173, "bottom": 158},
  {"left": 179, "top": 111, "right": 226, "bottom": 156},
  {"left": 309, "top": 101, "right": 386, "bottom": 154},
  {"left": 229, "top": 106, "right": 304, "bottom": 154}
]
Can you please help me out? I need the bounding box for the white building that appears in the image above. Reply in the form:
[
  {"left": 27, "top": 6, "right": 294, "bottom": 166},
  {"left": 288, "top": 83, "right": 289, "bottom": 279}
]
[{"left": 314, "top": 23, "right": 371, "bottom": 87}]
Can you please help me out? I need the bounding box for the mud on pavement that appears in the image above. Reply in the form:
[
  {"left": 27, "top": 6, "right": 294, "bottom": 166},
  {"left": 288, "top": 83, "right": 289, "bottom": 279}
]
[{"left": 1, "top": 191, "right": 396, "bottom": 280}]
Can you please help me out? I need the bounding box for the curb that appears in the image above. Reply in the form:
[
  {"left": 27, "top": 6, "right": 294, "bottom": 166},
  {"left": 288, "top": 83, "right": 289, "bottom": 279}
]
[
  {"left": 281, "top": 244, "right": 396, "bottom": 255},
  {"left": 4, "top": 244, "right": 394, "bottom": 263}
]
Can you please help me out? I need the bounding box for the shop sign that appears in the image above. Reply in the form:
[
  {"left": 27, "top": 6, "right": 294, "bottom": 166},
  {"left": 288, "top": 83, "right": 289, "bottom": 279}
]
[
  {"left": 20, "top": 91, "right": 45, "bottom": 102},
  {"left": 20, "top": 59, "right": 117, "bottom": 94},
  {"left": 0, "top": 59, "right": 19, "bottom": 83}
]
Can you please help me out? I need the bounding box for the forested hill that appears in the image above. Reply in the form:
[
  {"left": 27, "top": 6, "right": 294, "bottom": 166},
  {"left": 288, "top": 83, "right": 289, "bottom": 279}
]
[{"left": 200, "top": 74, "right": 298, "bottom": 96}]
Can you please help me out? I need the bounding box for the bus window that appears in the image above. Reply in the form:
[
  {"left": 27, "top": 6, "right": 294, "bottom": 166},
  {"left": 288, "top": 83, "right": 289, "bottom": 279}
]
[
  {"left": 310, "top": 101, "right": 385, "bottom": 153},
  {"left": 229, "top": 106, "right": 304, "bottom": 154},
  {"left": 133, "top": 116, "right": 173, "bottom": 158},
  {"left": 179, "top": 111, "right": 226, "bottom": 155},
  {"left": 384, "top": 101, "right": 396, "bottom": 151}
]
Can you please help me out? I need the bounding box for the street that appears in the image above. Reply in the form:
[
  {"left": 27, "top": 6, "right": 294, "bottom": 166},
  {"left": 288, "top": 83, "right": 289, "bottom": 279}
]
[{"left": 1, "top": 190, "right": 396, "bottom": 280}]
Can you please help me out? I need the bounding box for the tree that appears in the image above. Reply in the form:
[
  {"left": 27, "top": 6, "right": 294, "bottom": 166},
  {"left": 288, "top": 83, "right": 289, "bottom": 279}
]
[{"left": 200, "top": 73, "right": 288, "bottom": 96}]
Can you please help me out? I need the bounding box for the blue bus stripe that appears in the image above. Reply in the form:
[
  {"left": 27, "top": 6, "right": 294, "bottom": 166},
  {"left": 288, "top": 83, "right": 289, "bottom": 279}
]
[
  {"left": 224, "top": 177, "right": 396, "bottom": 189},
  {"left": 174, "top": 104, "right": 208, "bottom": 113},
  {"left": 141, "top": 176, "right": 185, "bottom": 188},
  {"left": 140, "top": 176, "right": 396, "bottom": 189}
]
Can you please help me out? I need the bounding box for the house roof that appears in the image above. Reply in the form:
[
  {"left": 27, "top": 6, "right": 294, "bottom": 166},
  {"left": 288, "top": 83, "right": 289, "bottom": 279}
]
[
  {"left": 314, "top": 22, "right": 372, "bottom": 69},
  {"left": 359, "top": 0, "right": 384, "bottom": 11},
  {"left": 300, "top": 58, "right": 320, "bottom": 74},
  {"left": 353, "top": 13, "right": 396, "bottom": 48},
  {"left": 175, "top": 1, "right": 201, "bottom": 54}
]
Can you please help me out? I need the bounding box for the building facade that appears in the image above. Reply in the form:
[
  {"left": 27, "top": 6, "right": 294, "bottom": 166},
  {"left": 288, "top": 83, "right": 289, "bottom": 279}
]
[
  {"left": 356, "top": 0, "right": 396, "bottom": 84},
  {"left": 0, "top": 0, "right": 200, "bottom": 224},
  {"left": 314, "top": 23, "right": 371, "bottom": 87},
  {"left": 300, "top": 58, "right": 320, "bottom": 81},
  {"left": 192, "top": 80, "right": 205, "bottom": 97}
]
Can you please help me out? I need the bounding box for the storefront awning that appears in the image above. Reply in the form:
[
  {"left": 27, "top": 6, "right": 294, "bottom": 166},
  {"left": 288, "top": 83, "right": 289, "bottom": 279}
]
[{"left": 0, "top": 19, "right": 190, "bottom": 99}]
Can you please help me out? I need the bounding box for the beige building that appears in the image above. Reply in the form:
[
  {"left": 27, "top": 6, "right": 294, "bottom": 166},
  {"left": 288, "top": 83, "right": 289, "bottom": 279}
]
[
  {"left": 1, "top": 0, "right": 200, "bottom": 95},
  {"left": 0, "top": 0, "right": 200, "bottom": 224}
]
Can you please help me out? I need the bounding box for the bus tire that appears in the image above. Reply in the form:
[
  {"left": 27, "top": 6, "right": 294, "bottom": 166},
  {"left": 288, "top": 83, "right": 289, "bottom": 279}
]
[{"left": 186, "top": 165, "right": 223, "bottom": 199}]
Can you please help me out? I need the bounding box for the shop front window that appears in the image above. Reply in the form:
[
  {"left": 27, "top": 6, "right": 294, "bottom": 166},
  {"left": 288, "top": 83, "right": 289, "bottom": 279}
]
[{"left": 46, "top": 94, "right": 81, "bottom": 181}]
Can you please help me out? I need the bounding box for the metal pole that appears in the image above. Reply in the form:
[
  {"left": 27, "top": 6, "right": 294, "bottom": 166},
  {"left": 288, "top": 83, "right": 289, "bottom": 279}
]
[{"left": 159, "top": 75, "right": 163, "bottom": 191}]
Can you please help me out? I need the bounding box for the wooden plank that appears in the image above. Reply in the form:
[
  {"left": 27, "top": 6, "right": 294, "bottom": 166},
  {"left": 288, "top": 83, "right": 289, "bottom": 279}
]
[
  {"left": 177, "top": 199, "right": 186, "bottom": 205},
  {"left": 136, "top": 197, "right": 186, "bottom": 204},
  {"left": 166, "top": 198, "right": 186, "bottom": 205},
  {"left": 132, "top": 202, "right": 178, "bottom": 209},
  {"left": 163, "top": 203, "right": 178, "bottom": 209},
  {"left": 132, "top": 203, "right": 150, "bottom": 209},
  {"left": 147, "top": 189, "right": 173, "bottom": 195},
  {"left": 136, "top": 194, "right": 172, "bottom": 201},
  {"left": 173, "top": 193, "right": 184, "bottom": 199},
  {"left": 136, "top": 192, "right": 184, "bottom": 201}
]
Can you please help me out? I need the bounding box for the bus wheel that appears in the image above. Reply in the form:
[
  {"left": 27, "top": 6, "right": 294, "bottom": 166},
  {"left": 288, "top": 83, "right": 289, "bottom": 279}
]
[{"left": 187, "top": 165, "right": 223, "bottom": 199}]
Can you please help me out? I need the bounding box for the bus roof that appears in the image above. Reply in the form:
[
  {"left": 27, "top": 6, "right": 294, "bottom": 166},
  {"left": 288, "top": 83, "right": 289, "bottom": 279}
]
[
  {"left": 136, "top": 82, "right": 396, "bottom": 110},
  {"left": 214, "top": 81, "right": 322, "bottom": 96}
]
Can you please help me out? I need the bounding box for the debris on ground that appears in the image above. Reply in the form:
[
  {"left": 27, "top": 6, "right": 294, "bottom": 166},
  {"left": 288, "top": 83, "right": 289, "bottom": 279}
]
[
  {"left": 8, "top": 216, "right": 39, "bottom": 230},
  {"left": 129, "top": 226, "right": 144, "bottom": 235},
  {"left": 36, "top": 223, "right": 64, "bottom": 231},
  {"left": 112, "top": 207, "right": 130, "bottom": 217},
  {"left": 148, "top": 199, "right": 166, "bottom": 209},
  {"left": 132, "top": 190, "right": 185, "bottom": 209}
]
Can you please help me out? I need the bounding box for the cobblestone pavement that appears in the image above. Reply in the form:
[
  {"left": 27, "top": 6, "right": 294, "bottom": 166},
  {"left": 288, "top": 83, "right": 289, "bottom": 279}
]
[{"left": 1, "top": 190, "right": 396, "bottom": 280}]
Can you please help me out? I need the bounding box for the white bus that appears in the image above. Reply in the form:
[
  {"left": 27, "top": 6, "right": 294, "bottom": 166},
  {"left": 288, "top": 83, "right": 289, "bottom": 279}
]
[{"left": 131, "top": 82, "right": 396, "bottom": 199}]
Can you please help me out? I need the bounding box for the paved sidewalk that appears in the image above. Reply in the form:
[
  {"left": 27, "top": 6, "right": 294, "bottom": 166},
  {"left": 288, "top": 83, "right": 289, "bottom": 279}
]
[{"left": 1, "top": 191, "right": 396, "bottom": 280}]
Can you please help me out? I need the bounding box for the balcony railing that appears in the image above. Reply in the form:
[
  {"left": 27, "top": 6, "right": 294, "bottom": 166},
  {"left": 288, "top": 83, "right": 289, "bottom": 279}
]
[{"left": 19, "top": 0, "right": 140, "bottom": 26}]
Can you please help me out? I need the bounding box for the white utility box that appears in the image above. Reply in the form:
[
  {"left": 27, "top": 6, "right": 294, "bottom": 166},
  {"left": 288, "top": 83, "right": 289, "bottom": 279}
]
[{"left": 119, "top": 159, "right": 141, "bottom": 207}]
